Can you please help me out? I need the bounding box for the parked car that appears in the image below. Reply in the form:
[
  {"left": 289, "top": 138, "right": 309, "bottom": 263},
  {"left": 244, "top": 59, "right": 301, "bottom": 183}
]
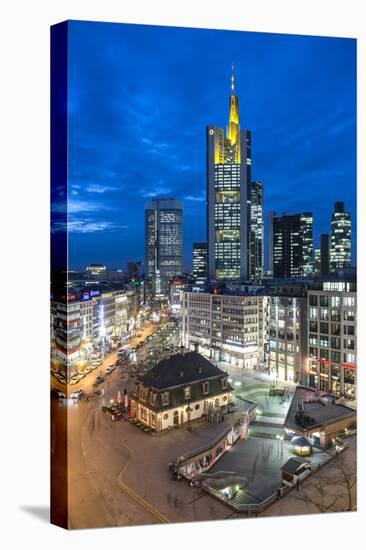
[
  {"left": 105, "top": 366, "right": 114, "bottom": 374},
  {"left": 70, "top": 389, "right": 85, "bottom": 400}
]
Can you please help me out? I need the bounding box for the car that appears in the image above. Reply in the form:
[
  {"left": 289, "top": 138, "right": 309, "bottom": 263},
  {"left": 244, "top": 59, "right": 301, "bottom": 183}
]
[
  {"left": 84, "top": 366, "right": 93, "bottom": 374},
  {"left": 95, "top": 376, "right": 104, "bottom": 384},
  {"left": 69, "top": 378, "right": 79, "bottom": 385},
  {"left": 70, "top": 389, "right": 85, "bottom": 400},
  {"left": 105, "top": 366, "right": 114, "bottom": 374}
]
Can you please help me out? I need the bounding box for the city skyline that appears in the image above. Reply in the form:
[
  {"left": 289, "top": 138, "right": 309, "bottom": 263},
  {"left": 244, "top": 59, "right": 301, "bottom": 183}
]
[{"left": 64, "top": 21, "right": 356, "bottom": 271}]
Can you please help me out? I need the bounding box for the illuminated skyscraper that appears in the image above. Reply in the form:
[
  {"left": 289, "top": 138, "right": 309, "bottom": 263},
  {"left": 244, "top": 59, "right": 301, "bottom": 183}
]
[
  {"left": 144, "top": 198, "right": 183, "bottom": 298},
  {"left": 207, "top": 66, "right": 251, "bottom": 282},
  {"left": 330, "top": 201, "right": 351, "bottom": 272},
  {"left": 249, "top": 181, "right": 264, "bottom": 281},
  {"left": 271, "top": 212, "right": 313, "bottom": 278},
  {"left": 192, "top": 242, "right": 208, "bottom": 291}
]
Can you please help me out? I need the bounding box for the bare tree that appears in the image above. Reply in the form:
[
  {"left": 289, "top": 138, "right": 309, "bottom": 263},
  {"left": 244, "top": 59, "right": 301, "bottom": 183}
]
[
  {"left": 332, "top": 453, "right": 357, "bottom": 511},
  {"left": 297, "top": 477, "right": 341, "bottom": 513}
]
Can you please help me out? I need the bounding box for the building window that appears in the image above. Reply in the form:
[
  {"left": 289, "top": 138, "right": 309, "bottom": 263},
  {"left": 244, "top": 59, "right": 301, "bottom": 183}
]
[
  {"left": 320, "top": 309, "right": 329, "bottom": 321},
  {"left": 309, "top": 308, "right": 318, "bottom": 320},
  {"left": 320, "top": 295, "right": 329, "bottom": 307},
  {"left": 184, "top": 386, "right": 191, "bottom": 400},
  {"left": 309, "top": 295, "right": 318, "bottom": 306},
  {"left": 309, "top": 321, "right": 318, "bottom": 333},
  {"left": 320, "top": 322, "right": 328, "bottom": 334},
  {"left": 319, "top": 336, "right": 329, "bottom": 348},
  {"left": 163, "top": 413, "right": 168, "bottom": 420},
  {"left": 195, "top": 403, "right": 200, "bottom": 410},
  {"left": 202, "top": 381, "right": 210, "bottom": 395},
  {"left": 331, "top": 337, "right": 340, "bottom": 350},
  {"left": 161, "top": 392, "right": 170, "bottom": 406},
  {"left": 221, "top": 377, "right": 228, "bottom": 390},
  {"left": 344, "top": 339, "right": 355, "bottom": 350}
]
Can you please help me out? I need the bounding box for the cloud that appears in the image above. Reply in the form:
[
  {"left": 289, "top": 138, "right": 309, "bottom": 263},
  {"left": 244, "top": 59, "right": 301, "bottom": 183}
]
[
  {"left": 142, "top": 185, "right": 172, "bottom": 198},
  {"left": 52, "top": 219, "right": 127, "bottom": 234},
  {"left": 86, "top": 184, "right": 118, "bottom": 193},
  {"left": 184, "top": 192, "right": 205, "bottom": 202}
]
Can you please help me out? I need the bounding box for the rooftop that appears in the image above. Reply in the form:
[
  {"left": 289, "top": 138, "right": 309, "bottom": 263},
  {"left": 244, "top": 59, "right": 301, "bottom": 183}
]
[
  {"left": 139, "top": 352, "right": 227, "bottom": 389},
  {"left": 281, "top": 457, "right": 310, "bottom": 475},
  {"left": 284, "top": 386, "right": 356, "bottom": 433}
]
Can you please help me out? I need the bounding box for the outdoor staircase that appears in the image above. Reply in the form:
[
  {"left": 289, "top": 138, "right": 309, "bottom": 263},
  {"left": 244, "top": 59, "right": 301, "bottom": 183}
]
[{"left": 230, "top": 490, "right": 261, "bottom": 507}]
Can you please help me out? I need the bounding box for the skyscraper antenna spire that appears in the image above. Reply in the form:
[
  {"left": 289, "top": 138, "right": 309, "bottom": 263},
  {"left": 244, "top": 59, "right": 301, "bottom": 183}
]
[{"left": 231, "top": 63, "right": 235, "bottom": 95}]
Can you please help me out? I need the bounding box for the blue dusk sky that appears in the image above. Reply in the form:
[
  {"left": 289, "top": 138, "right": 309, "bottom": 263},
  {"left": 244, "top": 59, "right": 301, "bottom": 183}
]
[{"left": 64, "top": 20, "right": 356, "bottom": 271}]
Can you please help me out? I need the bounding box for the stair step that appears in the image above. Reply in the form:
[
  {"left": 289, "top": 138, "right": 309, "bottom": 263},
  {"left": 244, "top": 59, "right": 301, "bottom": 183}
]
[{"left": 231, "top": 490, "right": 260, "bottom": 506}]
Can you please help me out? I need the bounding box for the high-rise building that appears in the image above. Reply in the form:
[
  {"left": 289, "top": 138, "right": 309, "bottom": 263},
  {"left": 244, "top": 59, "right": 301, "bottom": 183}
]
[
  {"left": 127, "top": 261, "right": 142, "bottom": 282},
  {"left": 192, "top": 242, "right": 208, "bottom": 291},
  {"left": 271, "top": 212, "right": 313, "bottom": 278},
  {"left": 267, "top": 211, "right": 275, "bottom": 276},
  {"left": 320, "top": 233, "right": 330, "bottom": 277},
  {"left": 249, "top": 181, "right": 264, "bottom": 281},
  {"left": 330, "top": 202, "right": 351, "bottom": 272},
  {"left": 144, "top": 198, "right": 183, "bottom": 298},
  {"left": 207, "top": 66, "right": 251, "bottom": 282},
  {"left": 314, "top": 249, "right": 321, "bottom": 274}
]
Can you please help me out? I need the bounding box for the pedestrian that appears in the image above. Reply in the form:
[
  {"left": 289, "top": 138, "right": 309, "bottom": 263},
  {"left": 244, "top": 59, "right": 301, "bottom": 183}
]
[{"left": 296, "top": 478, "right": 300, "bottom": 492}]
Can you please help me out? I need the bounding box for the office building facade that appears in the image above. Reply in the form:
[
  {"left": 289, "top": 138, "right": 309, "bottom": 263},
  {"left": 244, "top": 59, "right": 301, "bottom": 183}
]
[
  {"left": 144, "top": 198, "right": 183, "bottom": 298},
  {"left": 307, "top": 279, "right": 356, "bottom": 400},
  {"left": 271, "top": 212, "right": 313, "bottom": 278},
  {"left": 181, "top": 291, "right": 266, "bottom": 368},
  {"left": 249, "top": 181, "right": 264, "bottom": 281},
  {"left": 320, "top": 233, "right": 330, "bottom": 277},
  {"left": 192, "top": 242, "right": 208, "bottom": 291},
  {"left": 330, "top": 202, "right": 351, "bottom": 272},
  {"left": 268, "top": 286, "right": 308, "bottom": 384},
  {"left": 207, "top": 66, "right": 251, "bottom": 282}
]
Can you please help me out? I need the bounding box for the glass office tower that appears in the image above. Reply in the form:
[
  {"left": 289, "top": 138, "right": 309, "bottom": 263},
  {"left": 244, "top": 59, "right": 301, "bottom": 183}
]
[
  {"left": 192, "top": 242, "right": 208, "bottom": 291},
  {"left": 207, "top": 66, "right": 251, "bottom": 282},
  {"left": 330, "top": 201, "right": 351, "bottom": 272},
  {"left": 271, "top": 212, "right": 313, "bottom": 278},
  {"left": 249, "top": 181, "right": 264, "bottom": 281},
  {"left": 144, "top": 198, "right": 183, "bottom": 298}
]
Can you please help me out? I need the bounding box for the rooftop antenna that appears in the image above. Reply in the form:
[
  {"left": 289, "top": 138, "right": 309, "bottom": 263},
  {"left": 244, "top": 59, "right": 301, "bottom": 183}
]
[{"left": 231, "top": 63, "right": 235, "bottom": 95}]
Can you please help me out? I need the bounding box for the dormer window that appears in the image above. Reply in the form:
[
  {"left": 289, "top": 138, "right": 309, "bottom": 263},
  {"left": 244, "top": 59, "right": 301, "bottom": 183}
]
[
  {"left": 150, "top": 392, "right": 157, "bottom": 405},
  {"left": 202, "top": 381, "right": 209, "bottom": 395},
  {"left": 184, "top": 386, "right": 191, "bottom": 400},
  {"left": 162, "top": 391, "right": 170, "bottom": 406},
  {"left": 221, "top": 377, "right": 228, "bottom": 390}
]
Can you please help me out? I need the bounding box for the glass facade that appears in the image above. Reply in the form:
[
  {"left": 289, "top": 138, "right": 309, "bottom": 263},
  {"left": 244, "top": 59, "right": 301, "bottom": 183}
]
[
  {"left": 192, "top": 242, "right": 208, "bottom": 290},
  {"left": 330, "top": 201, "right": 351, "bottom": 272},
  {"left": 272, "top": 212, "right": 313, "bottom": 278},
  {"left": 144, "top": 198, "right": 183, "bottom": 297}
]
